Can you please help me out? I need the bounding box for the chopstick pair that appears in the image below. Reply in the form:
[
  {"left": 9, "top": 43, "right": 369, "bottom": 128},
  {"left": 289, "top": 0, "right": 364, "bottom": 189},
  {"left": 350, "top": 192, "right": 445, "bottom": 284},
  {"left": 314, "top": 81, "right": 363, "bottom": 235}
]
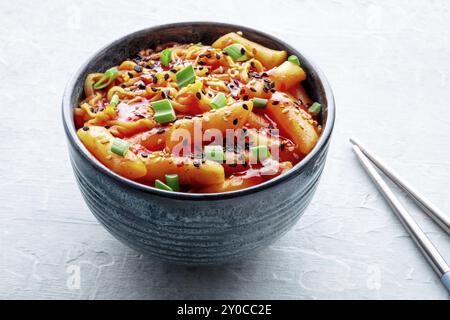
[{"left": 350, "top": 137, "right": 450, "bottom": 294}]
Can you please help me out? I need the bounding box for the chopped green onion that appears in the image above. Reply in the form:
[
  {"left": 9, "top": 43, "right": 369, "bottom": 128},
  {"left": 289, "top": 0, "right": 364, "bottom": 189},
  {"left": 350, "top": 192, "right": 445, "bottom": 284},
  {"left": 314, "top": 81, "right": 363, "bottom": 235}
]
[
  {"left": 154, "top": 109, "right": 176, "bottom": 124},
  {"left": 161, "top": 48, "right": 172, "bottom": 67},
  {"left": 165, "top": 174, "right": 180, "bottom": 191},
  {"left": 152, "top": 99, "right": 177, "bottom": 123},
  {"left": 93, "top": 67, "right": 119, "bottom": 89},
  {"left": 176, "top": 65, "right": 196, "bottom": 88},
  {"left": 109, "top": 94, "right": 119, "bottom": 108},
  {"left": 111, "top": 138, "right": 129, "bottom": 156},
  {"left": 288, "top": 55, "right": 300, "bottom": 66},
  {"left": 250, "top": 145, "right": 271, "bottom": 161},
  {"left": 204, "top": 145, "right": 225, "bottom": 162},
  {"left": 224, "top": 44, "right": 249, "bottom": 62},
  {"left": 155, "top": 179, "right": 173, "bottom": 191},
  {"left": 308, "top": 102, "right": 321, "bottom": 116},
  {"left": 209, "top": 92, "right": 227, "bottom": 109},
  {"left": 253, "top": 98, "right": 268, "bottom": 108}
]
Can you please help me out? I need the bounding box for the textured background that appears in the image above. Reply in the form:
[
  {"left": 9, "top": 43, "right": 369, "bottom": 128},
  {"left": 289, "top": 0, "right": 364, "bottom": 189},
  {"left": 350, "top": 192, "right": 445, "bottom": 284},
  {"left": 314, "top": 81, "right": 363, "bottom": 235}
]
[{"left": 1, "top": 0, "right": 449, "bottom": 299}]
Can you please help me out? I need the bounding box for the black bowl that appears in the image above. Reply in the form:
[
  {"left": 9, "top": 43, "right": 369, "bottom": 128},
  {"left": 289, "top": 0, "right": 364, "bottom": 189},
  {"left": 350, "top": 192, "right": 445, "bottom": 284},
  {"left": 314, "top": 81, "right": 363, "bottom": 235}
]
[{"left": 62, "top": 22, "right": 335, "bottom": 264}]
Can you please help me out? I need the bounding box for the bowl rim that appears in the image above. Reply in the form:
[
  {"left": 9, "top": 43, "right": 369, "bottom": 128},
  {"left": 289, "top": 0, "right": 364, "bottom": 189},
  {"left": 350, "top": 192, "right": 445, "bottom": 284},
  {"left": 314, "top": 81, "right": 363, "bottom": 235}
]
[{"left": 62, "top": 21, "right": 335, "bottom": 201}]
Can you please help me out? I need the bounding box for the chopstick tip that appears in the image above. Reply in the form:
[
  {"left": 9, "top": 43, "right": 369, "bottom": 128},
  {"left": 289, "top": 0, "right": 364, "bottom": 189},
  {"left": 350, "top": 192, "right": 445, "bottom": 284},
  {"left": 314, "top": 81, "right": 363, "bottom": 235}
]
[{"left": 349, "top": 137, "right": 358, "bottom": 145}]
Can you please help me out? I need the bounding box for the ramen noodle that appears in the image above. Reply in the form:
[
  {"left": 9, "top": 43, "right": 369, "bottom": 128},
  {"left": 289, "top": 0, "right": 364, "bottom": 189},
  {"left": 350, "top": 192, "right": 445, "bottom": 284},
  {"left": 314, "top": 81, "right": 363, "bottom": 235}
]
[{"left": 75, "top": 32, "right": 322, "bottom": 193}]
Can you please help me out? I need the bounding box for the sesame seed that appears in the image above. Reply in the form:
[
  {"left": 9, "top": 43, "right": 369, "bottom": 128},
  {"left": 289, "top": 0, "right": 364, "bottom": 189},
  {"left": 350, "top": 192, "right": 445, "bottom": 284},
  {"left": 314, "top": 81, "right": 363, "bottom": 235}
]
[
  {"left": 195, "top": 92, "right": 201, "bottom": 100},
  {"left": 164, "top": 73, "right": 170, "bottom": 81},
  {"left": 82, "top": 126, "right": 89, "bottom": 131},
  {"left": 233, "top": 118, "right": 238, "bottom": 125}
]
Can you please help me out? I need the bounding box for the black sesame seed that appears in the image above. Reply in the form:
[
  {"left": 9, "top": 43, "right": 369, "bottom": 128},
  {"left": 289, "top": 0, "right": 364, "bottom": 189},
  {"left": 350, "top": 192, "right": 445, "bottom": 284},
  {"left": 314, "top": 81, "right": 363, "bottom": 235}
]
[
  {"left": 184, "top": 115, "right": 192, "bottom": 119},
  {"left": 138, "top": 83, "right": 146, "bottom": 90},
  {"left": 152, "top": 74, "right": 158, "bottom": 84},
  {"left": 170, "top": 69, "right": 177, "bottom": 73},
  {"left": 156, "top": 128, "right": 165, "bottom": 134},
  {"left": 134, "top": 65, "right": 143, "bottom": 72},
  {"left": 82, "top": 126, "right": 89, "bottom": 131},
  {"left": 242, "top": 104, "right": 248, "bottom": 110},
  {"left": 195, "top": 92, "right": 201, "bottom": 100},
  {"left": 250, "top": 87, "right": 256, "bottom": 92},
  {"left": 161, "top": 92, "right": 166, "bottom": 99},
  {"left": 141, "top": 153, "right": 148, "bottom": 158},
  {"left": 164, "top": 73, "right": 170, "bottom": 81},
  {"left": 272, "top": 101, "right": 280, "bottom": 105},
  {"left": 222, "top": 51, "right": 229, "bottom": 56},
  {"left": 233, "top": 118, "right": 238, "bottom": 125},
  {"left": 243, "top": 95, "right": 249, "bottom": 101},
  {"left": 193, "top": 160, "right": 201, "bottom": 168},
  {"left": 206, "top": 53, "right": 212, "bottom": 59},
  {"left": 198, "top": 61, "right": 205, "bottom": 66},
  {"left": 199, "top": 53, "right": 205, "bottom": 58},
  {"left": 127, "top": 72, "right": 134, "bottom": 78},
  {"left": 216, "top": 53, "right": 221, "bottom": 59},
  {"left": 104, "top": 126, "right": 110, "bottom": 129},
  {"left": 240, "top": 48, "right": 246, "bottom": 54},
  {"left": 151, "top": 87, "right": 158, "bottom": 92},
  {"left": 250, "top": 61, "right": 255, "bottom": 68}
]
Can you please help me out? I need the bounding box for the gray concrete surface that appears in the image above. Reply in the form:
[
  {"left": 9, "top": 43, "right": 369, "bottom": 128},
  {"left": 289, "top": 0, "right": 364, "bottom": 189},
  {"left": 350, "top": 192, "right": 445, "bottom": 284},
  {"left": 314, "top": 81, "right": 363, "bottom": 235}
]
[{"left": 0, "top": 0, "right": 449, "bottom": 299}]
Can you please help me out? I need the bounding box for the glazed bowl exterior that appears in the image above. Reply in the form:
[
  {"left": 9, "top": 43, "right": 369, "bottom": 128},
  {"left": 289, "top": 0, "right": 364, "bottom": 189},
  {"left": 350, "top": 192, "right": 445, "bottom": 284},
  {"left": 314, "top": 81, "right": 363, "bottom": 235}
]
[{"left": 62, "top": 22, "right": 335, "bottom": 264}]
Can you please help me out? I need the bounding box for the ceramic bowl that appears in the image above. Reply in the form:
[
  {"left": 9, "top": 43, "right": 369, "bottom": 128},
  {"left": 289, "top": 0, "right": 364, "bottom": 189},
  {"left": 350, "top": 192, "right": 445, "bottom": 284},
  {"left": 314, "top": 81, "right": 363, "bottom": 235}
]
[{"left": 62, "top": 22, "right": 335, "bottom": 264}]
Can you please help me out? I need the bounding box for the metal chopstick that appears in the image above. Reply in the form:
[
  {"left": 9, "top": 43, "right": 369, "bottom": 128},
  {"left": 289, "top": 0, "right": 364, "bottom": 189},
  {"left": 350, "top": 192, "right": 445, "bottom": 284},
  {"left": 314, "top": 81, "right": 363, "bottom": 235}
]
[
  {"left": 351, "top": 143, "right": 450, "bottom": 293},
  {"left": 350, "top": 137, "right": 450, "bottom": 235}
]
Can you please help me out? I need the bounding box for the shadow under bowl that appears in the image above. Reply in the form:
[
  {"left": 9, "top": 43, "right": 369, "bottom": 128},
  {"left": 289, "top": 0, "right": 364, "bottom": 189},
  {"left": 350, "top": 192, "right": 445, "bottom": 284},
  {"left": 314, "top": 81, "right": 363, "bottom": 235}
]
[{"left": 62, "top": 22, "right": 335, "bottom": 265}]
